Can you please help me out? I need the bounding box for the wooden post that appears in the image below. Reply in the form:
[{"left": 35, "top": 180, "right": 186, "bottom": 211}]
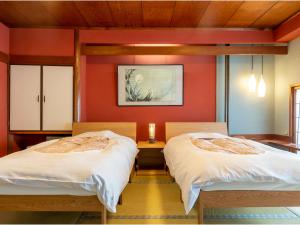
[
  {"left": 224, "top": 51, "right": 230, "bottom": 132},
  {"left": 74, "top": 28, "right": 80, "bottom": 122},
  {"left": 198, "top": 198, "right": 204, "bottom": 224}
]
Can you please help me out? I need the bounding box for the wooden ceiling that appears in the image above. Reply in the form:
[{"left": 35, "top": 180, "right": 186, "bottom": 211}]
[{"left": 0, "top": 1, "right": 300, "bottom": 29}]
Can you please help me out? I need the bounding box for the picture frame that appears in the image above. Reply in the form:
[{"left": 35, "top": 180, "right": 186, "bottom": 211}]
[{"left": 117, "top": 64, "right": 184, "bottom": 106}]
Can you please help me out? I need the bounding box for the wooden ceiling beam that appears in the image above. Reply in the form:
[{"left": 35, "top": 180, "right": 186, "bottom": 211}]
[
  {"left": 79, "top": 28, "right": 275, "bottom": 44},
  {"left": 275, "top": 12, "right": 300, "bottom": 42},
  {"left": 81, "top": 45, "right": 288, "bottom": 56},
  {"left": 9, "top": 55, "right": 75, "bottom": 65}
]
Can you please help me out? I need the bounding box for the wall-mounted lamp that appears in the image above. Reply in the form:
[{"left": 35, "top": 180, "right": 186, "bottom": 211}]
[
  {"left": 257, "top": 56, "right": 266, "bottom": 98},
  {"left": 248, "top": 55, "right": 256, "bottom": 93},
  {"left": 149, "top": 123, "right": 156, "bottom": 143}
]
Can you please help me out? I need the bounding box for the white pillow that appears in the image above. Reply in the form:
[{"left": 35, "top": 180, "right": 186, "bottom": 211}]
[
  {"left": 186, "top": 132, "right": 228, "bottom": 139},
  {"left": 76, "top": 130, "right": 118, "bottom": 138}
]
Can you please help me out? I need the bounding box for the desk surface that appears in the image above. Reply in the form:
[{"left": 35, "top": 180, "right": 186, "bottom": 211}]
[{"left": 137, "top": 141, "right": 166, "bottom": 149}]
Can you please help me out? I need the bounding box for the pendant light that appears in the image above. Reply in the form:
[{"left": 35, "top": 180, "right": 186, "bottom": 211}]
[
  {"left": 248, "top": 55, "right": 256, "bottom": 93},
  {"left": 257, "top": 55, "right": 266, "bottom": 98}
]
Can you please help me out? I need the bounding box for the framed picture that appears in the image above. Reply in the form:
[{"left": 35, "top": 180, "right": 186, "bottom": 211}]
[{"left": 118, "top": 64, "right": 184, "bottom": 106}]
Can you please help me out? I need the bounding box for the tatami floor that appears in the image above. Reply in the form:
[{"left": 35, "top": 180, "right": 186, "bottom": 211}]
[{"left": 1, "top": 173, "right": 300, "bottom": 224}]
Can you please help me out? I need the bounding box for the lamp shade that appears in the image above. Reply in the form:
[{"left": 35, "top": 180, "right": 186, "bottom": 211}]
[
  {"left": 248, "top": 73, "right": 256, "bottom": 93},
  {"left": 149, "top": 123, "right": 156, "bottom": 143},
  {"left": 257, "top": 75, "right": 266, "bottom": 97}
]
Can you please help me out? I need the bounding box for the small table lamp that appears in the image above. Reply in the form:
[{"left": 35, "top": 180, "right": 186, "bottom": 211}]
[{"left": 149, "top": 123, "right": 156, "bottom": 143}]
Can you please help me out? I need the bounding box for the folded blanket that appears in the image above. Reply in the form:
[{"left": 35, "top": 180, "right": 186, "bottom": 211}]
[
  {"left": 191, "top": 138, "right": 265, "bottom": 154},
  {"left": 34, "top": 136, "right": 113, "bottom": 153}
]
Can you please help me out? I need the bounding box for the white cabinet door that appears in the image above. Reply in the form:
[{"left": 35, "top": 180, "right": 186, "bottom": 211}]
[
  {"left": 10, "top": 65, "right": 41, "bottom": 130},
  {"left": 42, "top": 66, "right": 73, "bottom": 131}
]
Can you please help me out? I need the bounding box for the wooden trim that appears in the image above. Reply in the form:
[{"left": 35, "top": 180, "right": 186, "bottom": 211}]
[
  {"left": 81, "top": 45, "right": 288, "bottom": 56},
  {"left": 224, "top": 54, "right": 230, "bottom": 130},
  {"left": 6, "top": 59, "right": 10, "bottom": 155},
  {"left": 165, "top": 122, "right": 228, "bottom": 141},
  {"left": 40, "top": 66, "right": 43, "bottom": 130},
  {"left": 290, "top": 84, "right": 300, "bottom": 143},
  {"left": 72, "top": 122, "right": 137, "bottom": 141},
  {"left": 0, "top": 195, "right": 106, "bottom": 224},
  {"left": 9, "top": 55, "right": 75, "bottom": 65},
  {"left": 9, "top": 131, "right": 72, "bottom": 135},
  {"left": 272, "top": 134, "right": 292, "bottom": 142},
  {"left": 74, "top": 28, "right": 80, "bottom": 122},
  {"left": 198, "top": 190, "right": 300, "bottom": 223},
  {"left": 0, "top": 51, "right": 9, "bottom": 64}
]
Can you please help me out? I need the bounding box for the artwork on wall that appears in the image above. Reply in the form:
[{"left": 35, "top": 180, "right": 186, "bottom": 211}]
[{"left": 117, "top": 65, "right": 184, "bottom": 106}]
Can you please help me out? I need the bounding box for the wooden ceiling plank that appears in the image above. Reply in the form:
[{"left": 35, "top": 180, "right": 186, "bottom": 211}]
[
  {"left": 199, "top": 1, "right": 243, "bottom": 27},
  {"left": 0, "top": 2, "right": 22, "bottom": 27},
  {"left": 142, "top": 1, "right": 175, "bottom": 27},
  {"left": 0, "top": 2, "right": 58, "bottom": 27},
  {"left": 108, "top": 1, "right": 142, "bottom": 27},
  {"left": 0, "top": 1, "right": 299, "bottom": 29},
  {"left": 226, "top": 1, "right": 277, "bottom": 27},
  {"left": 41, "top": 1, "right": 88, "bottom": 27},
  {"left": 81, "top": 45, "right": 288, "bottom": 56},
  {"left": 171, "top": 1, "right": 210, "bottom": 27},
  {"left": 252, "top": 1, "right": 300, "bottom": 28},
  {"left": 73, "top": 2, "right": 115, "bottom": 27}
]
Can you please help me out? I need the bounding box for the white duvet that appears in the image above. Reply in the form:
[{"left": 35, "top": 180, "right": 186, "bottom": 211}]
[
  {"left": 0, "top": 131, "right": 138, "bottom": 213},
  {"left": 163, "top": 133, "right": 300, "bottom": 213}
]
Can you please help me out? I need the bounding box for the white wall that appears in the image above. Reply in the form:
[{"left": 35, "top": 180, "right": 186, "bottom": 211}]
[
  {"left": 229, "top": 56, "right": 275, "bottom": 135},
  {"left": 216, "top": 55, "right": 275, "bottom": 135},
  {"left": 216, "top": 56, "right": 225, "bottom": 122},
  {"left": 274, "top": 37, "right": 300, "bottom": 136}
]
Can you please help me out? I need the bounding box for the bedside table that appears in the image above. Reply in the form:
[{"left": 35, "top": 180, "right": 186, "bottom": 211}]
[{"left": 136, "top": 141, "right": 166, "bottom": 173}]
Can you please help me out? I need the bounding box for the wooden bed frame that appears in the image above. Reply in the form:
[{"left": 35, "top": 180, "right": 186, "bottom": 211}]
[
  {"left": 0, "top": 122, "right": 137, "bottom": 224},
  {"left": 165, "top": 122, "right": 300, "bottom": 224}
]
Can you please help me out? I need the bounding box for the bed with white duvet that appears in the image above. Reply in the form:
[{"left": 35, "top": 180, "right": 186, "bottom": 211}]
[
  {"left": 163, "top": 132, "right": 300, "bottom": 213},
  {"left": 0, "top": 130, "right": 138, "bottom": 213}
]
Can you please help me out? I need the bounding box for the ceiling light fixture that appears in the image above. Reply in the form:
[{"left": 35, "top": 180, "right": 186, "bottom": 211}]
[
  {"left": 257, "top": 55, "right": 266, "bottom": 98},
  {"left": 248, "top": 55, "right": 256, "bottom": 93}
]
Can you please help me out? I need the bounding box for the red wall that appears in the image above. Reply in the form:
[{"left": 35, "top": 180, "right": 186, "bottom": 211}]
[
  {"left": 83, "top": 55, "right": 216, "bottom": 141},
  {"left": 10, "top": 28, "right": 74, "bottom": 56},
  {"left": 0, "top": 23, "right": 9, "bottom": 54}
]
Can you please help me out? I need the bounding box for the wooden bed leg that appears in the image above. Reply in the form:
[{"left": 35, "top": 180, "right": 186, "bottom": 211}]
[
  {"left": 118, "top": 194, "right": 122, "bottom": 205},
  {"left": 101, "top": 205, "right": 107, "bottom": 224},
  {"left": 197, "top": 199, "right": 204, "bottom": 224},
  {"left": 180, "top": 190, "right": 183, "bottom": 203},
  {"left": 129, "top": 166, "right": 135, "bottom": 183}
]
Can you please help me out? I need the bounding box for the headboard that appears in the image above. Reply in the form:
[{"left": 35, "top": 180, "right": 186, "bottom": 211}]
[
  {"left": 72, "top": 122, "right": 136, "bottom": 141},
  {"left": 165, "top": 122, "right": 228, "bottom": 141}
]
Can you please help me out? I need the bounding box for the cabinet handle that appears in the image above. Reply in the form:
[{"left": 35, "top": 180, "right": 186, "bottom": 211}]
[
  {"left": 43, "top": 96, "right": 46, "bottom": 102},
  {"left": 37, "top": 95, "right": 40, "bottom": 102}
]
